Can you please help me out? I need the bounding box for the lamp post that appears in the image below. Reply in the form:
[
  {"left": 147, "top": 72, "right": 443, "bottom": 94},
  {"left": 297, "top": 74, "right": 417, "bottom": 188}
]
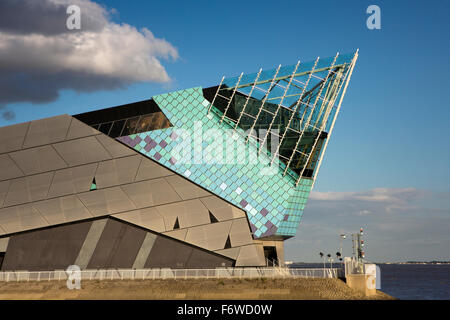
[
  {"left": 319, "top": 252, "right": 325, "bottom": 268},
  {"left": 319, "top": 252, "right": 326, "bottom": 277}
]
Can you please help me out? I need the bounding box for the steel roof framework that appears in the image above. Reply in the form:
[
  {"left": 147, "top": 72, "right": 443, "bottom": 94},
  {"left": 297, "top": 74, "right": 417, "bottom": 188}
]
[{"left": 207, "top": 51, "right": 359, "bottom": 186}]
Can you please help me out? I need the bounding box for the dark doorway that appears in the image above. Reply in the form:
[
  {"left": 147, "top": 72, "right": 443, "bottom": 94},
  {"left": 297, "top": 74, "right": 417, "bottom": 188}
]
[
  {"left": 263, "top": 246, "right": 278, "bottom": 266},
  {"left": 0, "top": 252, "right": 5, "bottom": 270}
]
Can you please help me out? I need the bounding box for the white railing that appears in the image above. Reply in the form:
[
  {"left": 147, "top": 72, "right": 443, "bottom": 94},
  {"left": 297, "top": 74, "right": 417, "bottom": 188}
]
[{"left": 0, "top": 267, "right": 343, "bottom": 282}]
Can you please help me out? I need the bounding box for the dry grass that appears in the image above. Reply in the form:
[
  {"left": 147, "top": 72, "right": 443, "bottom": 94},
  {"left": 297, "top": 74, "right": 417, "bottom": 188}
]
[{"left": 0, "top": 278, "right": 395, "bottom": 300}]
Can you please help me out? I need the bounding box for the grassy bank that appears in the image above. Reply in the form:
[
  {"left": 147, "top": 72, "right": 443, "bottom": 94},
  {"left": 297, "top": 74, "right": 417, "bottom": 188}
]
[{"left": 0, "top": 278, "right": 394, "bottom": 300}]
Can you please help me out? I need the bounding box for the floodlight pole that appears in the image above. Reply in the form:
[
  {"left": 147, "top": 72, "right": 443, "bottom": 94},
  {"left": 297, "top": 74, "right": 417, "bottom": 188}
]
[{"left": 339, "top": 233, "right": 347, "bottom": 259}]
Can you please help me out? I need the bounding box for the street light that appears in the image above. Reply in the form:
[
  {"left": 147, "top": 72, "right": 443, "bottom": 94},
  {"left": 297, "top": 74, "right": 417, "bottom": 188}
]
[
  {"left": 319, "top": 252, "right": 325, "bottom": 269},
  {"left": 339, "top": 234, "right": 347, "bottom": 259}
]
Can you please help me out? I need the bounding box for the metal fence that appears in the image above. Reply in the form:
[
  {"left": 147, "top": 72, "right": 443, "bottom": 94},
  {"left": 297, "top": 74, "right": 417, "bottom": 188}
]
[{"left": 0, "top": 267, "right": 343, "bottom": 282}]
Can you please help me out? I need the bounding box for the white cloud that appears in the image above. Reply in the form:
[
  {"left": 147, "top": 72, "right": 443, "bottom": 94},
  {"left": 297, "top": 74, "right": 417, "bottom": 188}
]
[
  {"left": 0, "top": 25, "right": 177, "bottom": 82},
  {"left": 357, "top": 209, "right": 372, "bottom": 216},
  {"left": 0, "top": 0, "right": 178, "bottom": 105},
  {"left": 308, "top": 188, "right": 428, "bottom": 215}
]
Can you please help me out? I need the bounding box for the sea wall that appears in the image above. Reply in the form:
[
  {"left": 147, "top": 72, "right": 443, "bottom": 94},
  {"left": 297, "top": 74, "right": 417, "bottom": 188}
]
[{"left": 346, "top": 274, "right": 377, "bottom": 296}]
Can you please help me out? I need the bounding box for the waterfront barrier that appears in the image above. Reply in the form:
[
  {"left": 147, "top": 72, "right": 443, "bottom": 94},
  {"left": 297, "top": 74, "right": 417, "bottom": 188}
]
[{"left": 0, "top": 267, "right": 343, "bottom": 282}]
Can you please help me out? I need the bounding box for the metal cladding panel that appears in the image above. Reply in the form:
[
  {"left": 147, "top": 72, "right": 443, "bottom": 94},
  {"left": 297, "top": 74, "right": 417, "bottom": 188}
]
[
  {"left": 47, "top": 163, "right": 97, "bottom": 198},
  {"left": 107, "top": 223, "right": 147, "bottom": 268},
  {"left": 121, "top": 178, "right": 181, "bottom": 208},
  {"left": 0, "top": 237, "right": 9, "bottom": 252},
  {"left": 85, "top": 219, "right": 123, "bottom": 268},
  {"left": 9, "top": 145, "right": 67, "bottom": 175},
  {"left": 132, "top": 232, "right": 157, "bottom": 269},
  {"left": 162, "top": 229, "right": 187, "bottom": 241},
  {"left": 199, "top": 196, "right": 246, "bottom": 221},
  {"left": 113, "top": 207, "right": 166, "bottom": 233},
  {"left": 0, "top": 204, "right": 48, "bottom": 234},
  {"left": 0, "top": 154, "right": 24, "bottom": 181},
  {"left": 134, "top": 157, "right": 174, "bottom": 181},
  {"left": 1, "top": 220, "right": 92, "bottom": 271},
  {"left": 229, "top": 218, "right": 254, "bottom": 247},
  {"left": 22, "top": 115, "right": 72, "bottom": 149},
  {"left": 158, "top": 205, "right": 178, "bottom": 233},
  {"left": 78, "top": 187, "right": 137, "bottom": 216},
  {"left": 214, "top": 247, "right": 241, "bottom": 260},
  {"left": 74, "top": 219, "right": 107, "bottom": 269},
  {"left": 165, "top": 175, "right": 211, "bottom": 200},
  {"left": 66, "top": 117, "right": 98, "bottom": 140},
  {"left": 87, "top": 219, "right": 146, "bottom": 269},
  {"left": 96, "top": 155, "right": 141, "bottom": 189},
  {"left": 184, "top": 220, "right": 232, "bottom": 251},
  {"left": 235, "top": 244, "right": 266, "bottom": 267},
  {"left": 53, "top": 136, "right": 111, "bottom": 166},
  {"left": 3, "top": 172, "right": 53, "bottom": 207},
  {"left": 3, "top": 176, "right": 31, "bottom": 207},
  {"left": 0, "top": 180, "right": 10, "bottom": 207},
  {"left": 186, "top": 249, "right": 232, "bottom": 268},
  {"left": 95, "top": 134, "right": 136, "bottom": 158},
  {"left": 144, "top": 236, "right": 193, "bottom": 269},
  {"left": 156, "top": 199, "right": 210, "bottom": 230},
  {"left": 0, "top": 122, "right": 29, "bottom": 154},
  {"left": 0, "top": 215, "right": 240, "bottom": 270},
  {"left": 33, "top": 195, "right": 93, "bottom": 225},
  {"left": 144, "top": 235, "right": 232, "bottom": 269}
]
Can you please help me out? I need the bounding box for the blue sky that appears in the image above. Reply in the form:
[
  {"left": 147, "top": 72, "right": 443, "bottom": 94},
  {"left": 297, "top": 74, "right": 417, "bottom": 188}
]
[{"left": 1, "top": 0, "right": 449, "bottom": 262}]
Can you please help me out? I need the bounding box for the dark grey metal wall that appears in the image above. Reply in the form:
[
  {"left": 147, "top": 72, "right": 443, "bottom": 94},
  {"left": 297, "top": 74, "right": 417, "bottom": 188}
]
[
  {"left": 1, "top": 220, "right": 92, "bottom": 271},
  {"left": 1, "top": 218, "right": 233, "bottom": 271}
]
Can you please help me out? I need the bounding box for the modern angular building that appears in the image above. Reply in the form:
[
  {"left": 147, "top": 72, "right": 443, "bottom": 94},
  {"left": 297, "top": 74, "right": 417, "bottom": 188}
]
[{"left": 0, "top": 52, "right": 358, "bottom": 271}]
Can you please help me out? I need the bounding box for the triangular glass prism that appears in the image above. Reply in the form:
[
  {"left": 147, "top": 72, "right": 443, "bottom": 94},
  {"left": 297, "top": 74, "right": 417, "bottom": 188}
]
[{"left": 209, "top": 211, "right": 218, "bottom": 223}]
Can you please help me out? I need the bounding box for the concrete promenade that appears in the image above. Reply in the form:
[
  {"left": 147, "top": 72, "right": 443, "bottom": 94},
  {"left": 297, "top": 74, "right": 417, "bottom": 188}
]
[{"left": 0, "top": 278, "right": 394, "bottom": 300}]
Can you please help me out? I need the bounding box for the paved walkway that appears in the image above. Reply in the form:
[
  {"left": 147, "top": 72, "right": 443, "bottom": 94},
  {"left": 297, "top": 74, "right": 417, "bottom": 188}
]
[{"left": 0, "top": 278, "right": 394, "bottom": 300}]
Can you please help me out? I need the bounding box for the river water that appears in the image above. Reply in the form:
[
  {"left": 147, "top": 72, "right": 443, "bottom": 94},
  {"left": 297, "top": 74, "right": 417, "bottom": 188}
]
[{"left": 289, "top": 263, "right": 450, "bottom": 300}]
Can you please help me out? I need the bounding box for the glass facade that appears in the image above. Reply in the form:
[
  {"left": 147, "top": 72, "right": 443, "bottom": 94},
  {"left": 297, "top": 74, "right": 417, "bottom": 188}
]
[
  {"left": 207, "top": 53, "right": 355, "bottom": 183},
  {"left": 116, "top": 52, "right": 358, "bottom": 239}
]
